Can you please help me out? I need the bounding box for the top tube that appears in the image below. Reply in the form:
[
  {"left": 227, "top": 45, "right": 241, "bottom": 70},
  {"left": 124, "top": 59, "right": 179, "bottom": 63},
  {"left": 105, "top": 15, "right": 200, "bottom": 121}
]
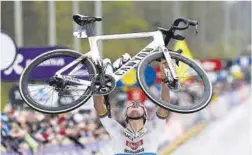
[{"left": 96, "top": 31, "right": 159, "bottom": 40}]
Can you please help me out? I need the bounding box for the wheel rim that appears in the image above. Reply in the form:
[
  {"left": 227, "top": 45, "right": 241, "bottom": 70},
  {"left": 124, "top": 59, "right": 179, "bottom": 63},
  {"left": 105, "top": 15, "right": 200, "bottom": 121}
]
[
  {"left": 20, "top": 50, "right": 96, "bottom": 113},
  {"left": 137, "top": 52, "right": 212, "bottom": 113}
]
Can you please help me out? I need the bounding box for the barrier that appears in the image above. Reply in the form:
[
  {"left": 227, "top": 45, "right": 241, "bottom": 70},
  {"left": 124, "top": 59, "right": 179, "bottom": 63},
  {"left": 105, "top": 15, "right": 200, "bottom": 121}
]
[
  {"left": 159, "top": 122, "right": 206, "bottom": 155},
  {"left": 157, "top": 84, "right": 250, "bottom": 155}
]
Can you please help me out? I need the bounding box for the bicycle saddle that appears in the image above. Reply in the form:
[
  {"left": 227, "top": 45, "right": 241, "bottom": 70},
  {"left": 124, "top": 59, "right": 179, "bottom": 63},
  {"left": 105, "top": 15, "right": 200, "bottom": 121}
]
[{"left": 73, "top": 14, "right": 102, "bottom": 26}]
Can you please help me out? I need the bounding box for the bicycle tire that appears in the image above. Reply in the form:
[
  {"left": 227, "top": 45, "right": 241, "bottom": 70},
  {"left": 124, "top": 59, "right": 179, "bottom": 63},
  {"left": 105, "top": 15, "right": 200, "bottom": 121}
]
[
  {"left": 137, "top": 52, "right": 212, "bottom": 113},
  {"left": 19, "top": 49, "right": 96, "bottom": 114}
]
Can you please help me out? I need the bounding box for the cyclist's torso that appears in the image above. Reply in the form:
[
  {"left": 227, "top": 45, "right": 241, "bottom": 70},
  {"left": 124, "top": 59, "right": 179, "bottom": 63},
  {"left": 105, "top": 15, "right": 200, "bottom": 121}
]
[{"left": 100, "top": 115, "right": 165, "bottom": 155}]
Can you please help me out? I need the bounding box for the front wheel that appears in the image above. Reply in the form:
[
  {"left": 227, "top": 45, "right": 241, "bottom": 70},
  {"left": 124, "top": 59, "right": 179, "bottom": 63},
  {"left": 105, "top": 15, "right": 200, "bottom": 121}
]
[
  {"left": 137, "top": 52, "right": 212, "bottom": 113},
  {"left": 19, "top": 49, "right": 96, "bottom": 114}
]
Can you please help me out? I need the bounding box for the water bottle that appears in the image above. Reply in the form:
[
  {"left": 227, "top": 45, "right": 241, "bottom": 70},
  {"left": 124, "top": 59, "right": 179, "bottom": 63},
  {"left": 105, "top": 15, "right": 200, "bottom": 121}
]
[{"left": 113, "top": 53, "right": 131, "bottom": 70}]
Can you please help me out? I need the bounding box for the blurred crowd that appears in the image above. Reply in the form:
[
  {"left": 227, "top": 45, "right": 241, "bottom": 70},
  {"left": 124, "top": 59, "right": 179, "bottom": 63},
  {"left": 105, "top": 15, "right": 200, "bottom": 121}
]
[
  {"left": 211, "top": 65, "right": 251, "bottom": 97},
  {"left": 0, "top": 106, "right": 112, "bottom": 154},
  {"left": 1, "top": 93, "right": 157, "bottom": 155}
]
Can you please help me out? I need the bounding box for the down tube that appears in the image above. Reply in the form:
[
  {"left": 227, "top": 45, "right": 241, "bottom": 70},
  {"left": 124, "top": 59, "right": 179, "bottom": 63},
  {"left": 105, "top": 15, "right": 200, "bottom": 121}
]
[{"left": 111, "top": 41, "right": 159, "bottom": 82}]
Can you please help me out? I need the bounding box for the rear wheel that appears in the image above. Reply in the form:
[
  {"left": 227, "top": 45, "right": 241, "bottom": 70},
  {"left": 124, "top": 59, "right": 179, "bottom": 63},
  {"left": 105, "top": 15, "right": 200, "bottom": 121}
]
[
  {"left": 19, "top": 49, "right": 96, "bottom": 114},
  {"left": 137, "top": 52, "right": 212, "bottom": 113}
]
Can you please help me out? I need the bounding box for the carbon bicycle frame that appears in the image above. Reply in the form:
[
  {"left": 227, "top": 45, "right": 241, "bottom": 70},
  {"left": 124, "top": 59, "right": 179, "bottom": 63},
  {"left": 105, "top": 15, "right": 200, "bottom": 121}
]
[{"left": 54, "top": 30, "right": 178, "bottom": 87}]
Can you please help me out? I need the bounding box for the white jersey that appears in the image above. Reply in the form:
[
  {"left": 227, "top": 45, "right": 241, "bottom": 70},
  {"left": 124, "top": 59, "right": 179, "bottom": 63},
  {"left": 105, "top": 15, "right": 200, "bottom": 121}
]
[{"left": 99, "top": 114, "right": 166, "bottom": 155}]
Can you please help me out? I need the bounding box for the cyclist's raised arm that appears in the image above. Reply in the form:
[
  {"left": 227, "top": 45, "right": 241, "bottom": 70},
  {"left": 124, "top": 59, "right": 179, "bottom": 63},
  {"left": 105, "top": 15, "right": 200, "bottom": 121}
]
[
  {"left": 93, "top": 95, "right": 123, "bottom": 137},
  {"left": 93, "top": 95, "right": 108, "bottom": 118},
  {"left": 156, "top": 61, "right": 170, "bottom": 119}
]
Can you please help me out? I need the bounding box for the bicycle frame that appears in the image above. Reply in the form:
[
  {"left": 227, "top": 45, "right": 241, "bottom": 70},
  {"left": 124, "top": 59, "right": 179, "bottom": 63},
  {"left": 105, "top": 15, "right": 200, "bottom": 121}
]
[{"left": 55, "top": 30, "right": 178, "bottom": 87}]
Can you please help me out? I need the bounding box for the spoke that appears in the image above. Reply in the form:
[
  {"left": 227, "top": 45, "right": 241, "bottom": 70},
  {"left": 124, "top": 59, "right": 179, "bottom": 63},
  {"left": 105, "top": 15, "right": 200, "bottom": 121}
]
[
  {"left": 28, "top": 85, "right": 51, "bottom": 92},
  {"left": 28, "top": 88, "right": 46, "bottom": 93},
  {"left": 43, "top": 88, "right": 54, "bottom": 106},
  {"left": 51, "top": 89, "right": 55, "bottom": 109},
  {"left": 73, "top": 90, "right": 81, "bottom": 97},
  {"left": 38, "top": 88, "right": 54, "bottom": 101},
  {"left": 63, "top": 95, "right": 68, "bottom": 105},
  {"left": 30, "top": 87, "right": 51, "bottom": 99},
  {"left": 175, "top": 61, "right": 189, "bottom": 79}
]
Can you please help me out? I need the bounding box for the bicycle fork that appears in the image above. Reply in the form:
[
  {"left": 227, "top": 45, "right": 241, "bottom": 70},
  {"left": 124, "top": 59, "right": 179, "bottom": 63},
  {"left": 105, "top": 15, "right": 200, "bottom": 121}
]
[{"left": 161, "top": 47, "right": 181, "bottom": 90}]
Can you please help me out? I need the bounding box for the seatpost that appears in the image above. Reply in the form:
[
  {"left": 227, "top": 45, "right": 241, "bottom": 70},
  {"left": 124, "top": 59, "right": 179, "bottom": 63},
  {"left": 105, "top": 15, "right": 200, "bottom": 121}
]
[{"left": 85, "top": 23, "right": 95, "bottom": 37}]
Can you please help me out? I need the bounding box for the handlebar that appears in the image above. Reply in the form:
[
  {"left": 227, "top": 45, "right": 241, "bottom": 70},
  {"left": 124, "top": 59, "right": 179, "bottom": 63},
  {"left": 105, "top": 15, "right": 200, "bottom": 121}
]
[
  {"left": 171, "top": 18, "right": 198, "bottom": 31},
  {"left": 158, "top": 17, "right": 199, "bottom": 46}
]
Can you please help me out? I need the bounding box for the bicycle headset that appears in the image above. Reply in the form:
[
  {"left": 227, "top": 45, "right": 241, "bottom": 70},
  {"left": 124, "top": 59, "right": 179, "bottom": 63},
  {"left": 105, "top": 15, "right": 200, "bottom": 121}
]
[{"left": 125, "top": 101, "right": 147, "bottom": 124}]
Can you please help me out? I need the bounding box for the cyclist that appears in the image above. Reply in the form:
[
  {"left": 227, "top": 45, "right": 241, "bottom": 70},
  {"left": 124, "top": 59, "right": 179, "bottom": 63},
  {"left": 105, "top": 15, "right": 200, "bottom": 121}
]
[{"left": 93, "top": 61, "right": 170, "bottom": 155}]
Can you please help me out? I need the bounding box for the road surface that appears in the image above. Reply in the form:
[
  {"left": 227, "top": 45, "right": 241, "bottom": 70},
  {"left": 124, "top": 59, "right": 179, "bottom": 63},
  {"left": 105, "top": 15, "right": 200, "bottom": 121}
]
[{"left": 171, "top": 97, "right": 251, "bottom": 155}]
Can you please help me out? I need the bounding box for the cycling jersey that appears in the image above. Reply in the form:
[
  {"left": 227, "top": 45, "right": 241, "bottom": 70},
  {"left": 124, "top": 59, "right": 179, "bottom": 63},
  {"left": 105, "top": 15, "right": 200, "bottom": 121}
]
[{"left": 99, "top": 113, "right": 166, "bottom": 155}]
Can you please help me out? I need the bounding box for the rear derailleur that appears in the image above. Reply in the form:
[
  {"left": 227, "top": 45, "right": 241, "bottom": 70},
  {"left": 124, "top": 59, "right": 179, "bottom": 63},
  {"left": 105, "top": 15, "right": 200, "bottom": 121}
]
[{"left": 48, "top": 77, "right": 70, "bottom": 95}]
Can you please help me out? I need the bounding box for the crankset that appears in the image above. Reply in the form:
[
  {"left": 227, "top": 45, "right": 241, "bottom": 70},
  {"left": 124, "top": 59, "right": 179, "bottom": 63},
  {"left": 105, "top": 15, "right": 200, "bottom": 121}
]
[{"left": 91, "top": 74, "right": 116, "bottom": 95}]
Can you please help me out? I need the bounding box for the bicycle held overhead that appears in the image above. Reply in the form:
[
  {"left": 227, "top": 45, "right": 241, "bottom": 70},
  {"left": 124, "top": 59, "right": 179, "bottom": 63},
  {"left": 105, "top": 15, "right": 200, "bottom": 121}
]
[{"left": 19, "top": 14, "right": 212, "bottom": 114}]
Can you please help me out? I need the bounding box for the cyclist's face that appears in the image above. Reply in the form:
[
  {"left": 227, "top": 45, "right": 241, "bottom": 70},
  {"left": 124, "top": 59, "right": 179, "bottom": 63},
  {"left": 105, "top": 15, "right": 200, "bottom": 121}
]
[{"left": 126, "top": 103, "right": 145, "bottom": 118}]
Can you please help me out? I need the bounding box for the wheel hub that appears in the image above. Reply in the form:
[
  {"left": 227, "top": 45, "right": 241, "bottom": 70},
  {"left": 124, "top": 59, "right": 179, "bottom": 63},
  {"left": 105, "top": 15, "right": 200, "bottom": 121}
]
[
  {"left": 162, "top": 78, "right": 181, "bottom": 91},
  {"left": 48, "top": 77, "right": 66, "bottom": 91}
]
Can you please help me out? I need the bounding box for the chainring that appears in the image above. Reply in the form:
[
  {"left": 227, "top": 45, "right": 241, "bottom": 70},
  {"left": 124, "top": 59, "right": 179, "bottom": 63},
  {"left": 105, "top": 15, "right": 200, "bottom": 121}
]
[{"left": 91, "top": 74, "right": 116, "bottom": 95}]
